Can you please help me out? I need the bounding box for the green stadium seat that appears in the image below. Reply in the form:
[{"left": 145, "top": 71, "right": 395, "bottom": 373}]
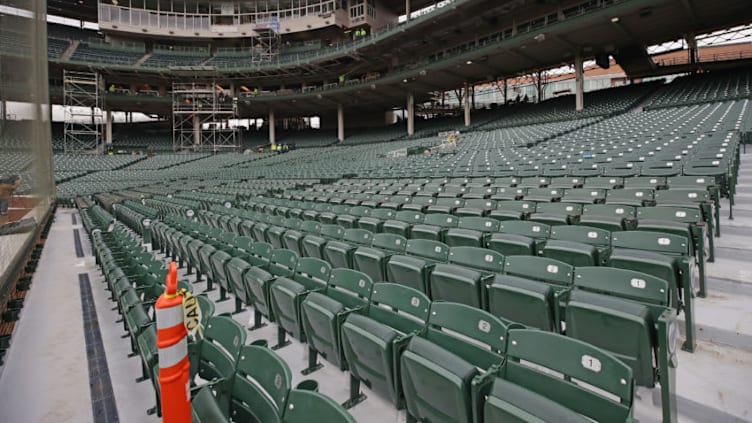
[
  {"left": 382, "top": 210, "right": 424, "bottom": 238},
  {"left": 637, "top": 205, "right": 712, "bottom": 264},
  {"left": 606, "top": 188, "right": 655, "bottom": 207},
  {"left": 488, "top": 199, "right": 534, "bottom": 221},
  {"left": 340, "top": 283, "right": 431, "bottom": 408},
  {"left": 189, "top": 316, "right": 247, "bottom": 411},
  {"left": 353, "top": 233, "right": 407, "bottom": 283},
  {"left": 482, "top": 329, "right": 635, "bottom": 423},
  {"left": 282, "top": 389, "right": 356, "bottom": 423},
  {"left": 548, "top": 225, "right": 611, "bottom": 265},
  {"left": 487, "top": 221, "right": 551, "bottom": 256},
  {"left": 455, "top": 198, "right": 497, "bottom": 216},
  {"left": 357, "top": 208, "right": 395, "bottom": 233},
  {"left": 336, "top": 206, "right": 371, "bottom": 228},
  {"left": 386, "top": 239, "right": 449, "bottom": 293},
  {"left": 429, "top": 246, "right": 503, "bottom": 307},
  {"left": 444, "top": 217, "right": 499, "bottom": 247},
  {"left": 323, "top": 228, "right": 374, "bottom": 269},
  {"left": 282, "top": 220, "right": 322, "bottom": 257},
  {"left": 579, "top": 204, "right": 637, "bottom": 231},
  {"left": 270, "top": 258, "right": 332, "bottom": 348},
  {"left": 530, "top": 202, "right": 583, "bottom": 225},
  {"left": 486, "top": 274, "right": 558, "bottom": 331},
  {"left": 228, "top": 345, "right": 292, "bottom": 423},
  {"left": 566, "top": 266, "right": 677, "bottom": 423},
  {"left": 400, "top": 302, "right": 510, "bottom": 423},
  {"left": 209, "top": 250, "right": 233, "bottom": 302},
  {"left": 192, "top": 386, "right": 229, "bottom": 423},
  {"left": 302, "top": 224, "right": 344, "bottom": 259},
  {"left": 409, "top": 213, "right": 457, "bottom": 242},
  {"left": 301, "top": 268, "right": 374, "bottom": 373},
  {"left": 608, "top": 231, "right": 698, "bottom": 352},
  {"left": 654, "top": 188, "right": 718, "bottom": 238}
]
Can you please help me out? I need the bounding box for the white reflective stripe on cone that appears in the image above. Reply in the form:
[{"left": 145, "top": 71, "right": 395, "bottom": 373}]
[
  {"left": 159, "top": 337, "right": 188, "bottom": 369},
  {"left": 156, "top": 305, "right": 184, "bottom": 330}
]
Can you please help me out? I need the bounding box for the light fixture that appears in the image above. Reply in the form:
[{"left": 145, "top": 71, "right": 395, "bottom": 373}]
[
  {"left": 611, "top": 16, "right": 620, "bottom": 23},
  {"left": 466, "top": 60, "right": 473, "bottom": 65},
  {"left": 403, "top": 79, "right": 408, "bottom": 83}
]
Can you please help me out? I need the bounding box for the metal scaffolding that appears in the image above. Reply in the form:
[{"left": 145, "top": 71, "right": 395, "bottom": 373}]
[
  {"left": 63, "top": 70, "right": 104, "bottom": 153},
  {"left": 252, "top": 21, "right": 281, "bottom": 63},
  {"left": 172, "top": 82, "right": 240, "bottom": 152}
]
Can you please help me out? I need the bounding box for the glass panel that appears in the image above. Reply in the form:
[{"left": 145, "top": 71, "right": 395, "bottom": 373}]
[{"left": 0, "top": 0, "right": 55, "bottom": 298}]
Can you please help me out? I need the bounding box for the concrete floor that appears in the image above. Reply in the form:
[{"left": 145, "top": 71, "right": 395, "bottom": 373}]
[{"left": 0, "top": 154, "right": 751, "bottom": 423}]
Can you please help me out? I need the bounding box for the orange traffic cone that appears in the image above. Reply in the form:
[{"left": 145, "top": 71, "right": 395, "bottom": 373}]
[{"left": 156, "top": 262, "right": 191, "bottom": 422}]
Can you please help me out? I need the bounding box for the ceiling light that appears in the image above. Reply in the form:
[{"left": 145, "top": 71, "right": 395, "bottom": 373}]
[
  {"left": 466, "top": 60, "right": 473, "bottom": 65},
  {"left": 611, "top": 16, "right": 620, "bottom": 23},
  {"left": 403, "top": 79, "right": 408, "bottom": 83}
]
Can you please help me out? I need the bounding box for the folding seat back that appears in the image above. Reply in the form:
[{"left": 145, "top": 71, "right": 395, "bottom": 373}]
[
  {"left": 504, "top": 255, "right": 573, "bottom": 290},
  {"left": 270, "top": 258, "right": 332, "bottom": 344},
  {"left": 192, "top": 386, "right": 229, "bottom": 423},
  {"left": 400, "top": 303, "right": 510, "bottom": 423},
  {"left": 430, "top": 247, "right": 503, "bottom": 308},
  {"left": 238, "top": 220, "right": 255, "bottom": 237},
  {"left": 462, "top": 186, "right": 495, "bottom": 200},
  {"left": 549, "top": 176, "right": 583, "bottom": 189},
  {"left": 198, "top": 244, "right": 219, "bottom": 284},
  {"left": 445, "top": 217, "right": 499, "bottom": 247},
  {"left": 282, "top": 220, "right": 321, "bottom": 256},
  {"left": 623, "top": 176, "right": 667, "bottom": 190},
  {"left": 400, "top": 195, "right": 434, "bottom": 212},
  {"left": 524, "top": 187, "right": 562, "bottom": 202},
  {"left": 580, "top": 203, "right": 637, "bottom": 231},
  {"left": 550, "top": 224, "right": 611, "bottom": 247},
  {"left": 566, "top": 266, "right": 676, "bottom": 422},
  {"left": 654, "top": 189, "right": 714, "bottom": 228},
  {"left": 353, "top": 233, "right": 407, "bottom": 283},
  {"left": 230, "top": 345, "right": 292, "bottom": 423},
  {"left": 584, "top": 176, "right": 624, "bottom": 189},
  {"left": 341, "top": 283, "right": 431, "bottom": 407},
  {"left": 518, "top": 176, "right": 549, "bottom": 188},
  {"left": 357, "top": 208, "right": 395, "bottom": 233},
  {"left": 382, "top": 210, "right": 424, "bottom": 237},
  {"left": 561, "top": 188, "right": 607, "bottom": 204},
  {"left": 490, "top": 187, "right": 526, "bottom": 202},
  {"left": 493, "top": 176, "right": 519, "bottom": 187},
  {"left": 191, "top": 316, "right": 247, "bottom": 401},
  {"left": 456, "top": 198, "right": 496, "bottom": 216},
  {"left": 489, "top": 199, "right": 534, "bottom": 221},
  {"left": 610, "top": 230, "right": 697, "bottom": 289},
  {"left": 386, "top": 239, "right": 449, "bottom": 293},
  {"left": 301, "top": 269, "right": 374, "bottom": 371},
  {"left": 487, "top": 221, "right": 550, "bottom": 256},
  {"left": 323, "top": 228, "right": 374, "bottom": 269},
  {"left": 269, "top": 249, "right": 299, "bottom": 278},
  {"left": 282, "top": 390, "right": 356, "bottom": 423},
  {"left": 410, "top": 213, "right": 457, "bottom": 241},
  {"left": 303, "top": 224, "right": 344, "bottom": 258},
  {"left": 483, "top": 329, "right": 635, "bottom": 423},
  {"left": 606, "top": 188, "right": 654, "bottom": 206},
  {"left": 530, "top": 202, "right": 582, "bottom": 225},
  {"left": 636, "top": 205, "right": 708, "bottom": 264},
  {"left": 209, "top": 250, "right": 234, "bottom": 299},
  {"left": 427, "top": 197, "right": 464, "bottom": 213},
  {"left": 486, "top": 272, "right": 558, "bottom": 331},
  {"left": 247, "top": 242, "right": 273, "bottom": 268}
]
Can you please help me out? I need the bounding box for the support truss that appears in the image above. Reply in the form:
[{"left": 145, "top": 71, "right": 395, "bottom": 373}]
[
  {"left": 172, "top": 82, "right": 240, "bottom": 152},
  {"left": 63, "top": 70, "right": 104, "bottom": 153}
]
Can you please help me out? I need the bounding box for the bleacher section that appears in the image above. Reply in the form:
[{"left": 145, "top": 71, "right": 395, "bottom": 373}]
[
  {"left": 647, "top": 68, "right": 752, "bottom": 108},
  {"left": 6, "top": 70, "right": 742, "bottom": 423},
  {"left": 69, "top": 42, "right": 144, "bottom": 66}
]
